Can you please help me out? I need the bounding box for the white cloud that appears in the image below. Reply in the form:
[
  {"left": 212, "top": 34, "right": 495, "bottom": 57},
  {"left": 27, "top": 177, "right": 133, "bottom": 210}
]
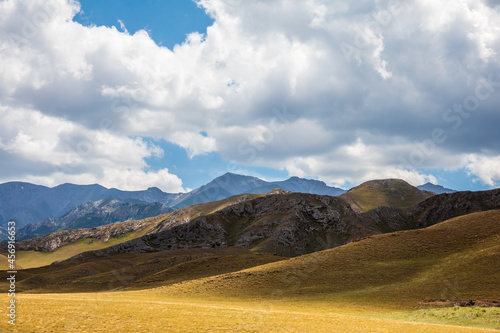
[
  {"left": 280, "top": 138, "right": 440, "bottom": 187},
  {"left": 1, "top": 0, "right": 500, "bottom": 189},
  {"left": 0, "top": 104, "right": 185, "bottom": 192},
  {"left": 465, "top": 154, "right": 500, "bottom": 186}
]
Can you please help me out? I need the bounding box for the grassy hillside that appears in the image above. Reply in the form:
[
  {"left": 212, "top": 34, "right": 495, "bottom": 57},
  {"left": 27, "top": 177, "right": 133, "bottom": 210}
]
[
  {"left": 155, "top": 210, "right": 500, "bottom": 312},
  {"left": 340, "top": 179, "right": 435, "bottom": 212},
  {"left": 2, "top": 247, "right": 285, "bottom": 293}
]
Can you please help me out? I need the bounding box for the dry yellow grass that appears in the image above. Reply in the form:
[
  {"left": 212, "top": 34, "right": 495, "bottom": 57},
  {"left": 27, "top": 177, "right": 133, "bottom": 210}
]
[{"left": 1, "top": 292, "right": 497, "bottom": 333}]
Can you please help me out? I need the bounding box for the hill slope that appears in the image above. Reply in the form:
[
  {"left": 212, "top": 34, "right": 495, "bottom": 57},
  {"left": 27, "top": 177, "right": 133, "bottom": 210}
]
[
  {"left": 157, "top": 209, "right": 500, "bottom": 310},
  {"left": 5, "top": 247, "right": 285, "bottom": 293},
  {"left": 340, "top": 179, "right": 435, "bottom": 213},
  {"left": 4, "top": 210, "right": 499, "bottom": 331}
]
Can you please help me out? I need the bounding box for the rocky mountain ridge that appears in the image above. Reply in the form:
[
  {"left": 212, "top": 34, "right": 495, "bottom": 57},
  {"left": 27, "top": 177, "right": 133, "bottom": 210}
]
[
  {"left": 0, "top": 173, "right": 345, "bottom": 228},
  {"left": 16, "top": 196, "right": 173, "bottom": 240},
  {"left": 0, "top": 182, "right": 182, "bottom": 228},
  {"left": 11, "top": 216, "right": 163, "bottom": 252},
  {"left": 168, "top": 173, "right": 346, "bottom": 209},
  {"left": 361, "top": 188, "right": 500, "bottom": 232},
  {"left": 62, "top": 191, "right": 374, "bottom": 260},
  {"left": 39, "top": 187, "right": 500, "bottom": 264}
]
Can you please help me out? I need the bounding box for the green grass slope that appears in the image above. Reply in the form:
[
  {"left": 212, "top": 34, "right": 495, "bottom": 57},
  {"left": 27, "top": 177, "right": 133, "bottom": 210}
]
[{"left": 340, "top": 178, "right": 435, "bottom": 212}]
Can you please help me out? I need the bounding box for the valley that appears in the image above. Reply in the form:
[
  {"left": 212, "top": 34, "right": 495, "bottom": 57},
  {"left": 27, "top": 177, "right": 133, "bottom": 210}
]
[{"left": 0, "top": 178, "right": 499, "bottom": 332}]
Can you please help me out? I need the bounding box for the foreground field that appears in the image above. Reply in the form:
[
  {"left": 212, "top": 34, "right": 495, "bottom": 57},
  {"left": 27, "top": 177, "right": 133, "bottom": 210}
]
[{"left": 1, "top": 292, "right": 498, "bottom": 333}]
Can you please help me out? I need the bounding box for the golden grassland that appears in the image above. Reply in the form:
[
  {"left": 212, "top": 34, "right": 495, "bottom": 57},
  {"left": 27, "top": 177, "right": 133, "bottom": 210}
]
[
  {"left": 1, "top": 292, "right": 499, "bottom": 333},
  {"left": 0, "top": 210, "right": 499, "bottom": 332}
]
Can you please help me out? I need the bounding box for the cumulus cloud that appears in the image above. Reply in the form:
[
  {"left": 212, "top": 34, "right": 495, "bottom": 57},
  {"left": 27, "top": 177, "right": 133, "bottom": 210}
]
[
  {"left": 0, "top": 104, "right": 184, "bottom": 191},
  {"left": 466, "top": 154, "right": 500, "bottom": 186},
  {"left": 0, "top": 0, "right": 500, "bottom": 190}
]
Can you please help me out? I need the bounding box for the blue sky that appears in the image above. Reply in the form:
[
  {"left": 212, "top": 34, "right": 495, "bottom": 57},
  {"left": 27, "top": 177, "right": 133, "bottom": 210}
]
[
  {"left": 1, "top": 0, "right": 499, "bottom": 192},
  {"left": 74, "top": 0, "right": 214, "bottom": 49}
]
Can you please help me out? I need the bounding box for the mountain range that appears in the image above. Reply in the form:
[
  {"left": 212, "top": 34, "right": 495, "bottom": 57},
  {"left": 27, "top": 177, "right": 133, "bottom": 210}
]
[
  {"left": 0, "top": 173, "right": 456, "bottom": 231},
  {"left": 16, "top": 196, "right": 173, "bottom": 240},
  {"left": 0, "top": 182, "right": 181, "bottom": 229},
  {"left": 416, "top": 182, "right": 457, "bottom": 194},
  {"left": 11, "top": 182, "right": 498, "bottom": 263},
  {"left": 167, "top": 173, "right": 347, "bottom": 209}
]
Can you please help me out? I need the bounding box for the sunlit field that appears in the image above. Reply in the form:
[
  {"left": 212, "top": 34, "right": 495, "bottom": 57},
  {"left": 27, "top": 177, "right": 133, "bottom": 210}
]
[{"left": 2, "top": 292, "right": 499, "bottom": 333}]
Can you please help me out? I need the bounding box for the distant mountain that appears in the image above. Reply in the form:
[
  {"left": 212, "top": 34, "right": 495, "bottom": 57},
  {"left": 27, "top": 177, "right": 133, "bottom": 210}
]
[
  {"left": 0, "top": 182, "right": 182, "bottom": 228},
  {"left": 248, "top": 176, "right": 346, "bottom": 196},
  {"left": 16, "top": 196, "right": 173, "bottom": 240},
  {"left": 417, "top": 182, "right": 457, "bottom": 194},
  {"left": 170, "top": 173, "right": 346, "bottom": 209},
  {"left": 0, "top": 174, "right": 345, "bottom": 227},
  {"left": 340, "top": 179, "right": 435, "bottom": 213},
  {"left": 168, "top": 173, "right": 267, "bottom": 209}
]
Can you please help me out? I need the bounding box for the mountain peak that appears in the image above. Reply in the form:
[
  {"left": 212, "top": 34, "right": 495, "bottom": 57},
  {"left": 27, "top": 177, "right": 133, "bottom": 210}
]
[
  {"left": 218, "top": 172, "right": 258, "bottom": 180},
  {"left": 417, "top": 182, "right": 457, "bottom": 194}
]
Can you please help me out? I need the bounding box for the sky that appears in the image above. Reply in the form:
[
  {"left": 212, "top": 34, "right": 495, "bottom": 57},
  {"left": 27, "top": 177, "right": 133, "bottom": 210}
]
[{"left": 1, "top": 0, "right": 500, "bottom": 192}]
